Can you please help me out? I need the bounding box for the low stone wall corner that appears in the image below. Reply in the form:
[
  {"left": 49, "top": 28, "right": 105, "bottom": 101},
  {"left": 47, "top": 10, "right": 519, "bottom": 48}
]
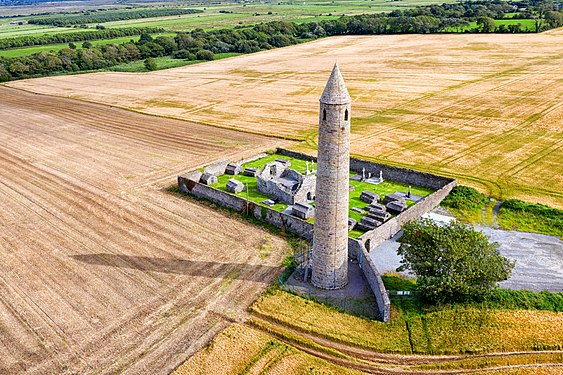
[{"left": 356, "top": 240, "right": 391, "bottom": 322}]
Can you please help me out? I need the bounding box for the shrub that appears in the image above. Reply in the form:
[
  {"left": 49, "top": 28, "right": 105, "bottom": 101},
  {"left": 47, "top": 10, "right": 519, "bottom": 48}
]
[
  {"left": 144, "top": 57, "right": 157, "bottom": 71},
  {"left": 195, "top": 49, "right": 214, "bottom": 61},
  {"left": 441, "top": 185, "right": 486, "bottom": 210}
]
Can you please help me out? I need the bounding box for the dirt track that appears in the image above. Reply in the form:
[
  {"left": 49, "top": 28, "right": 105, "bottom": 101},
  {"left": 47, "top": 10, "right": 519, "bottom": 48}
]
[{"left": 0, "top": 87, "right": 288, "bottom": 374}]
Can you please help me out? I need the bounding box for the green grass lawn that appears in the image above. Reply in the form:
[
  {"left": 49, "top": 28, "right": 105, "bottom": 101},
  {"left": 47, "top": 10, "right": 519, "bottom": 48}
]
[{"left": 209, "top": 153, "right": 433, "bottom": 238}]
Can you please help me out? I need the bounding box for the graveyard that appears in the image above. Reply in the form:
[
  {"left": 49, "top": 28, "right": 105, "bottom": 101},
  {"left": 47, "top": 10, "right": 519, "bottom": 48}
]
[{"left": 195, "top": 152, "right": 434, "bottom": 238}]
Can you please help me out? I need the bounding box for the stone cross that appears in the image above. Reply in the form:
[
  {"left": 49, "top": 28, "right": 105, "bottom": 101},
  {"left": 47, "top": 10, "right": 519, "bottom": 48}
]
[
  {"left": 362, "top": 168, "right": 365, "bottom": 180},
  {"left": 379, "top": 170, "right": 383, "bottom": 181},
  {"left": 408, "top": 185, "right": 412, "bottom": 197},
  {"left": 368, "top": 172, "right": 371, "bottom": 179}
]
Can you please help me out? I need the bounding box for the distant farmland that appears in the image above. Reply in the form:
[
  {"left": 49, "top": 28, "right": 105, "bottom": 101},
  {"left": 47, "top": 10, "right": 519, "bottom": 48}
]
[{"left": 8, "top": 32, "right": 563, "bottom": 208}]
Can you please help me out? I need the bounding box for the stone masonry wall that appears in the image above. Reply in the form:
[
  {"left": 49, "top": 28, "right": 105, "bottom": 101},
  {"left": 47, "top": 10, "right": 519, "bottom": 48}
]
[
  {"left": 277, "top": 148, "right": 453, "bottom": 190},
  {"left": 350, "top": 239, "right": 391, "bottom": 322},
  {"left": 178, "top": 175, "right": 314, "bottom": 238}
]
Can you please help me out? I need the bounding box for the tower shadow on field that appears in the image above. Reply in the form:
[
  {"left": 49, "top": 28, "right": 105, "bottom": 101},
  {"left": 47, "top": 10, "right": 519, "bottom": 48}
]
[{"left": 70, "top": 253, "right": 280, "bottom": 282}]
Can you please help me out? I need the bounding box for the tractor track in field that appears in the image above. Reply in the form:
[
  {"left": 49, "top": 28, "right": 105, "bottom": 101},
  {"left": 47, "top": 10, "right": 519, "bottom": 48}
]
[
  {"left": 350, "top": 57, "right": 562, "bottom": 150},
  {"left": 0, "top": 87, "right": 288, "bottom": 374}
]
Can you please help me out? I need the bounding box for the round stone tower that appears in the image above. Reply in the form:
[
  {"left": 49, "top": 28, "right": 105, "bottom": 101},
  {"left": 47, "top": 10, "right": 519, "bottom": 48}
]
[{"left": 311, "top": 64, "right": 351, "bottom": 290}]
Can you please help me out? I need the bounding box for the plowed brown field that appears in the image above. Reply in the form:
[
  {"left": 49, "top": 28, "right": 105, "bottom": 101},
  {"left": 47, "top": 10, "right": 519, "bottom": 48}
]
[
  {"left": 10, "top": 32, "right": 563, "bottom": 206},
  {"left": 0, "top": 87, "right": 288, "bottom": 374}
]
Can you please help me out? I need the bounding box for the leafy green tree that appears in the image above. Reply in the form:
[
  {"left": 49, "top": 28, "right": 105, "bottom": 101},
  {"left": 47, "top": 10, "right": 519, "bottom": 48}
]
[
  {"left": 476, "top": 16, "right": 496, "bottom": 32},
  {"left": 82, "top": 41, "right": 93, "bottom": 49},
  {"left": 144, "top": 57, "right": 157, "bottom": 71},
  {"left": 68, "top": 42, "right": 77, "bottom": 50},
  {"left": 545, "top": 10, "right": 563, "bottom": 29},
  {"left": 397, "top": 219, "right": 515, "bottom": 303}
]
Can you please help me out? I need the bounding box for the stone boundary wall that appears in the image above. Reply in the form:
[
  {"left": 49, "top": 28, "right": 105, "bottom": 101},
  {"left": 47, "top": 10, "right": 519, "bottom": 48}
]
[
  {"left": 277, "top": 148, "right": 453, "bottom": 190},
  {"left": 178, "top": 175, "right": 314, "bottom": 239},
  {"left": 179, "top": 149, "right": 455, "bottom": 322},
  {"left": 358, "top": 180, "right": 456, "bottom": 250},
  {"left": 351, "top": 239, "right": 391, "bottom": 322}
]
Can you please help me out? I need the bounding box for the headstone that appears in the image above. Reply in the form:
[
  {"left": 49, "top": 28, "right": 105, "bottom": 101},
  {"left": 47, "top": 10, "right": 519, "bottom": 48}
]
[
  {"left": 200, "top": 172, "right": 218, "bottom": 185},
  {"left": 357, "top": 216, "right": 380, "bottom": 231},
  {"left": 292, "top": 202, "right": 314, "bottom": 220},
  {"left": 225, "top": 163, "right": 242, "bottom": 175},
  {"left": 262, "top": 199, "right": 275, "bottom": 206},
  {"left": 226, "top": 179, "right": 245, "bottom": 193},
  {"left": 383, "top": 193, "right": 405, "bottom": 205},
  {"left": 368, "top": 210, "right": 390, "bottom": 223},
  {"left": 360, "top": 190, "right": 379, "bottom": 204},
  {"left": 243, "top": 167, "right": 258, "bottom": 177},
  {"left": 365, "top": 202, "right": 386, "bottom": 213},
  {"left": 386, "top": 200, "right": 408, "bottom": 214},
  {"left": 348, "top": 218, "right": 357, "bottom": 231}
]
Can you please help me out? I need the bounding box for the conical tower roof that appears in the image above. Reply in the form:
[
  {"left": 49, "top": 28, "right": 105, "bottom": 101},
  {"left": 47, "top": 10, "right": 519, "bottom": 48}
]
[{"left": 320, "top": 64, "right": 351, "bottom": 105}]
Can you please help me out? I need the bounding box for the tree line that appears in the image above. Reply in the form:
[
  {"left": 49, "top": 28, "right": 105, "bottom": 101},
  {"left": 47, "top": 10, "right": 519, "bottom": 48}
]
[
  {"left": 27, "top": 8, "right": 203, "bottom": 27},
  {"left": 1, "top": 1, "right": 561, "bottom": 82},
  {"left": 0, "top": 27, "right": 165, "bottom": 50}
]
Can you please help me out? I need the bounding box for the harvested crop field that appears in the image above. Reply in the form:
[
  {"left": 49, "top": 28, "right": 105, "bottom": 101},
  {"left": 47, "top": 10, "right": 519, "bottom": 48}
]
[
  {"left": 0, "top": 87, "right": 289, "bottom": 374},
  {"left": 10, "top": 32, "right": 563, "bottom": 207}
]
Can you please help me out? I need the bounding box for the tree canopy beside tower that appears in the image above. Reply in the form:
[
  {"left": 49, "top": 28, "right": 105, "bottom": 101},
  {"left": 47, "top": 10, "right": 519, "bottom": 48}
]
[{"left": 397, "top": 218, "right": 515, "bottom": 303}]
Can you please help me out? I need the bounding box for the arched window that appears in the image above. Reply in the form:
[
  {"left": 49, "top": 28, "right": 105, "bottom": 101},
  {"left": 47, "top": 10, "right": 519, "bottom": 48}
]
[
  {"left": 322, "top": 109, "right": 327, "bottom": 121},
  {"left": 344, "top": 109, "right": 349, "bottom": 121}
]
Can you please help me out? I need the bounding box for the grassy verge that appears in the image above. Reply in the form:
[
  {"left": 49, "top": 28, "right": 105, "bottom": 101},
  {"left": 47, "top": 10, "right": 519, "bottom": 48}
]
[
  {"left": 441, "top": 185, "right": 487, "bottom": 223},
  {"left": 414, "top": 352, "right": 563, "bottom": 371},
  {"left": 497, "top": 199, "right": 563, "bottom": 238},
  {"left": 383, "top": 275, "right": 563, "bottom": 312},
  {"left": 442, "top": 186, "right": 563, "bottom": 238},
  {"left": 252, "top": 287, "right": 563, "bottom": 355}
]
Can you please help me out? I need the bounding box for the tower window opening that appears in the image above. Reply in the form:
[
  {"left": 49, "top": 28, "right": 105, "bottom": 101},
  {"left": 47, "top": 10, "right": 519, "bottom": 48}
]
[
  {"left": 322, "top": 109, "right": 327, "bottom": 121},
  {"left": 344, "top": 109, "right": 349, "bottom": 121}
]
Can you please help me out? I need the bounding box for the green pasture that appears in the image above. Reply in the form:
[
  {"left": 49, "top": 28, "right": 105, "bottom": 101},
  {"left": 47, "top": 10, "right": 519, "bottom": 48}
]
[
  {"left": 446, "top": 18, "right": 538, "bottom": 33},
  {"left": 209, "top": 153, "right": 432, "bottom": 238},
  {"left": 0, "top": 33, "right": 175, "bottom": 58},
  {"left": 101, "top": 52, "right": 241, "bottom": 72}
]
